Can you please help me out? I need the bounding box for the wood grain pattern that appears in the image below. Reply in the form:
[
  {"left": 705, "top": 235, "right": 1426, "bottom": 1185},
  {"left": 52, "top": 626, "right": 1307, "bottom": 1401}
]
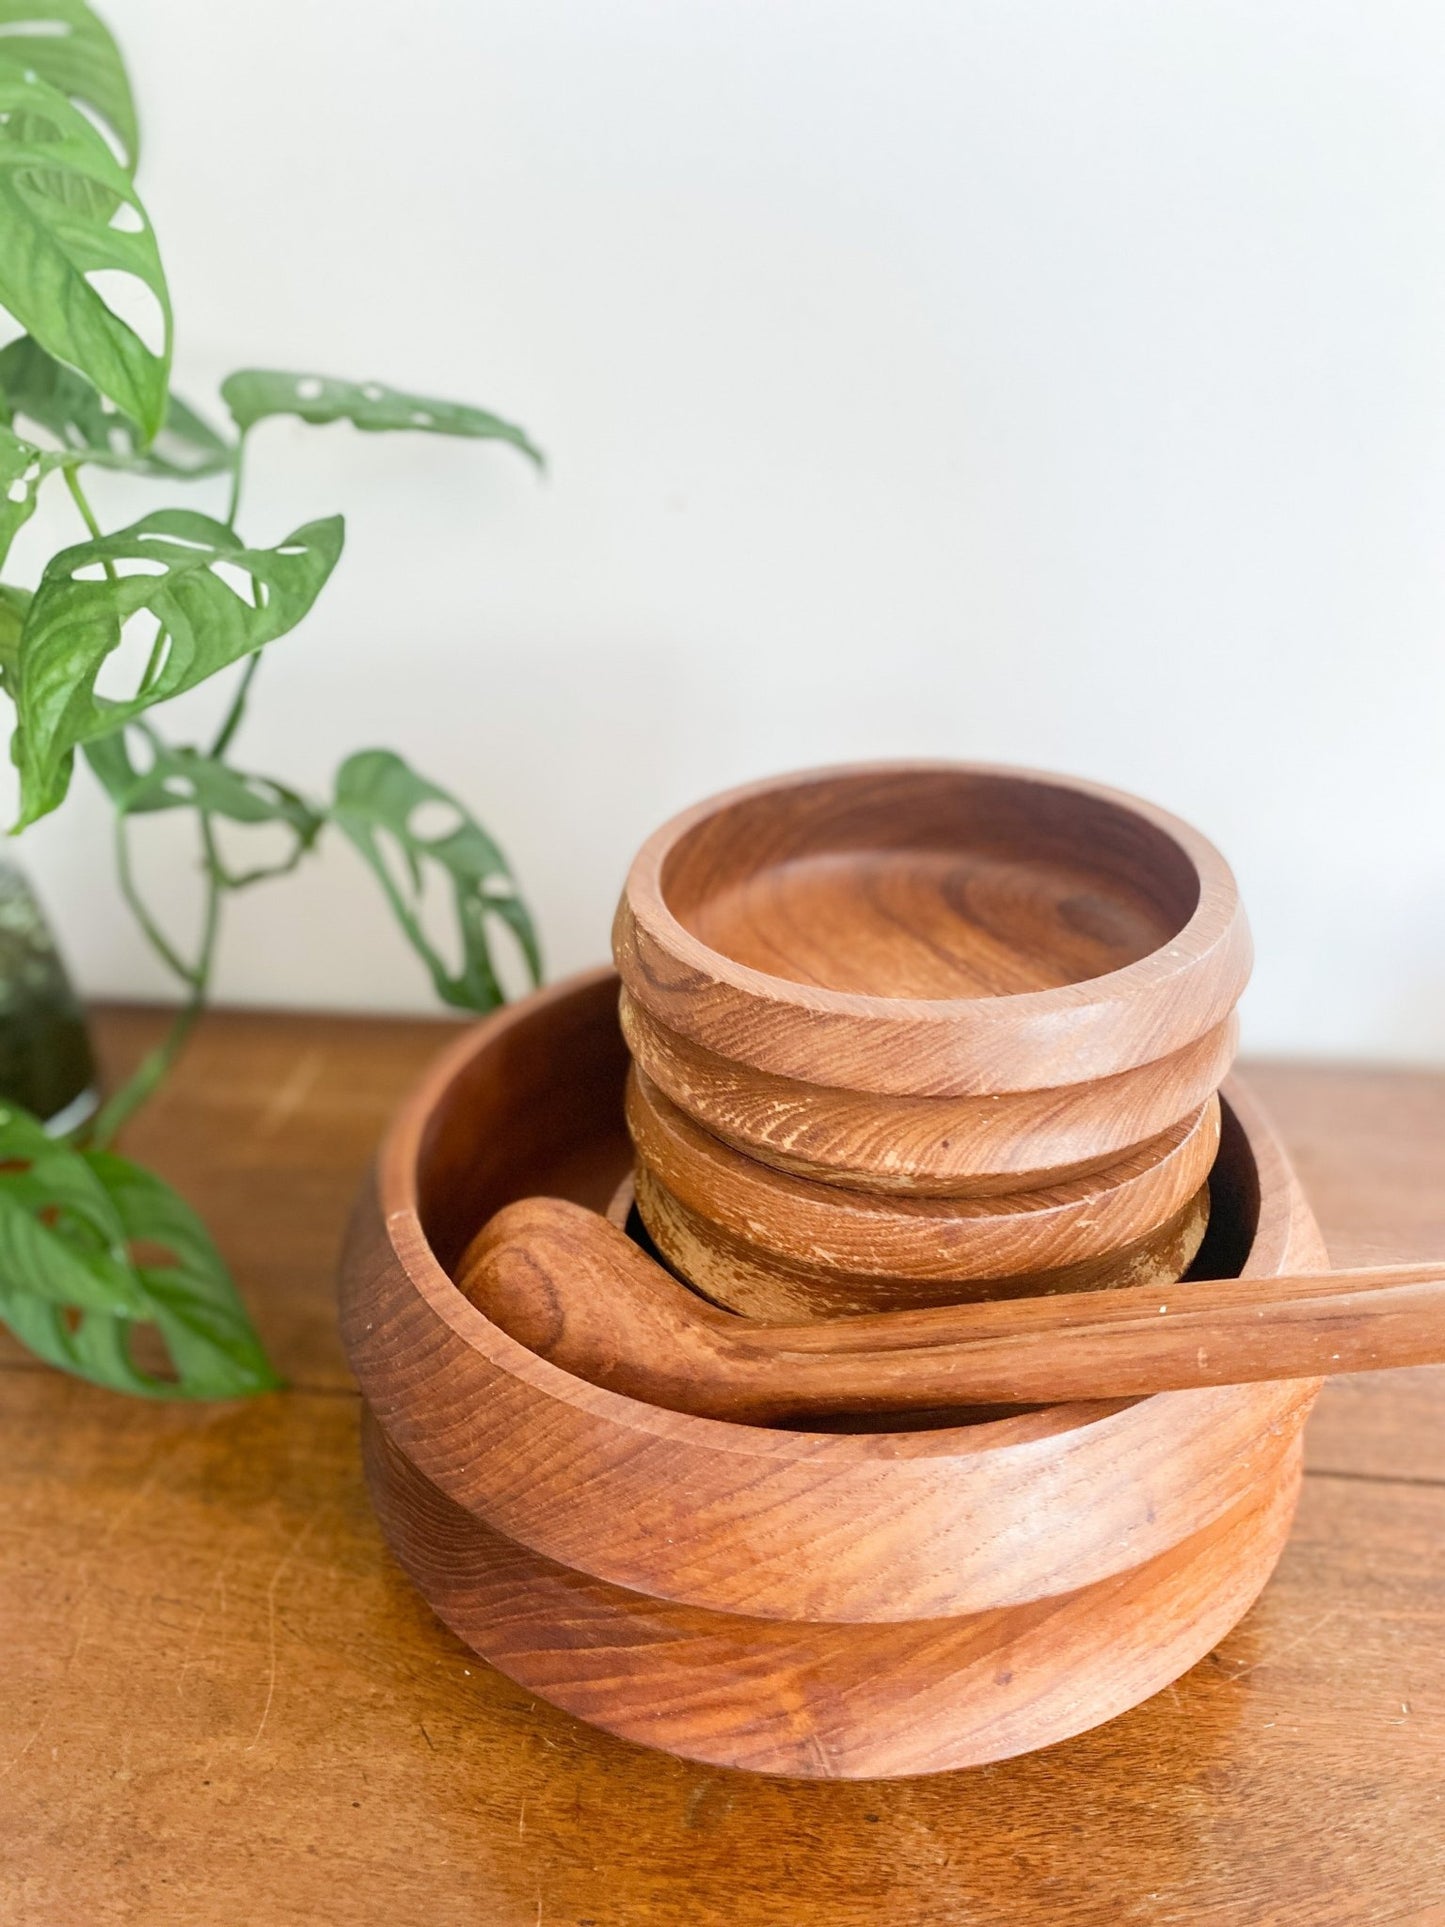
[
  {"left": 340, "top": 975, "right": 1323, "bottom": 1627},
  {"left": 362, "top": 1404, "right": 1303, "bottom": 1779},
  {"left": 338, "top": 970, "right": 1335, "bottom": 1773},
  {"left": 631, "top": 1159, "right": 1212, "bottom": 1319},
  {"left": 342, "top": 1192, "right": 1315, "bottom": 1626},
  {"left": 8, "top": 1366, "right": 1445, "bottom": 1927},
  {"left": 1248, "top": 1058, "right": 1445, "bottom": 1484},
  {"left": 626, "top": 1061, "right": 1220, "bottom": 1290},
  {"left": 5, "top": 1005, "right": 1445, "bottom": 1922},
  {"left": 615, "top": 763, "right": 1252, "bottom": 1095},
  {"left": 621, "top": 987, "right": 1239, "bottom": 1196},
  {"left": 459, "top": 1193, "right": 1445, "bottom": 1419}
]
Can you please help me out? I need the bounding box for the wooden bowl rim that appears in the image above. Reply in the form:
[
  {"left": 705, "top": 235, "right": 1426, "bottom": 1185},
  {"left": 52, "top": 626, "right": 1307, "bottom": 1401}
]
[
  {"left": 626, "top": 1062, "right": 1220, "bottom": 1243},
  {"left": 374, "top": 967, "right": 1295, "bottom": 1465},
  {"left": 620, "top": 760, "right": 1245, "bottom": 1034},
  {"left": 619, "top": 985, "right": 1242, "bottom": 1195}
]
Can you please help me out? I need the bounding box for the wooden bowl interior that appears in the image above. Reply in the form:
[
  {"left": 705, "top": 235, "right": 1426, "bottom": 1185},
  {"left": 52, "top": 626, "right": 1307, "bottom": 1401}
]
[
  {"left": 414, "top": 972, "right": 631, "bottom": 1274},
  {"left": 658, "top": 768, "right": 1202, "bottom": 1002}
]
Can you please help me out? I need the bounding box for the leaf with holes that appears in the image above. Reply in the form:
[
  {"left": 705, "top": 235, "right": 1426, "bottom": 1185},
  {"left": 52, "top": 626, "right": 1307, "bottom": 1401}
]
[
  {"left": 0, "top": 67, "right": 170, "bottom": 437},
  {"left": 330, "top": 748, "right": 541, "bottom": 1010},
  {"left": 0, "top": 1105, "right": 280, "bottom": 1397},
  {"left": 0, "top": 423, "right": 45, "bottom": 564},
  {"left": 84, "top": 1151, "right": 281, "bottom": 1395},
  {"left": 84, "top": 729, "right": 324, "bottom": 883},
  {"left": 11, "top": 507, "right": 345, "bottom": 826},
  {"left": 0, "top": 420, "right": 65, "bottom": 567},
  {"left": 0, "top": 0, "right": 138, "bottom": 168},
  {"left": 0, "top": 1101, "right": 147, "bottom": 1315},
  {"left": 85, "top": 726, "right": 322, "bottom": 827},
  {"left": 0, "top": 336, "right": 231, "bottom": 477},
  {"left": 220, "top": 369, "right": 543, "bottom": 465}
]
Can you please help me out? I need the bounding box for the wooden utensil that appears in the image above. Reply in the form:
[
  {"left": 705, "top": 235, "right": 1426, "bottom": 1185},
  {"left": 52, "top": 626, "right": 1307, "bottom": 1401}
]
[
  {"left": 632, "top": 1162, "right": 1212, "bottom": 1319},
  {"left": 627, "top": 1064, "right": 1220, "bottom": 1286},
  {"left": 615, "top": 762, "right": 1251, "bottom": 1096},
  {"left": 457, "top": 1193, "right": 1445, "bottom": 1423},
  {"left": 621, "top": 988, "right": 1238, "bottom": 1196}
]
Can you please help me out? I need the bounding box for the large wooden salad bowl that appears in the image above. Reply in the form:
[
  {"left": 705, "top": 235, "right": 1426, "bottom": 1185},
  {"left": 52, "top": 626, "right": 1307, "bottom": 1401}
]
[{"left": 339, "top": 969, "right": 1324, "bottom": 1778}]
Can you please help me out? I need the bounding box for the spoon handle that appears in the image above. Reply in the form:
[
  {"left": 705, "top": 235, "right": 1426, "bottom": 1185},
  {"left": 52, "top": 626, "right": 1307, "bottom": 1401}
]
[
  {"left": 461, "top": 1199, "right": 1445, "bottom": 1420},
  {"left": 813, "top": 1261, "right": 1445, "bottom": 1404}
]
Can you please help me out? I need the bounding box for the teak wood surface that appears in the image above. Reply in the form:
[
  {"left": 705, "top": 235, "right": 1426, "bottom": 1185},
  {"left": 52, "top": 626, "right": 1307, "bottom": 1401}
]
[
  {"left": 630, "top": 1158, "right": 1211, "bottom": 1318},
  {"left": 5, "top": 1003, "right": 1445, "bottom": 1922},
  {"left": 342, "top": 975, "right": 1307, "bottom": 1636},
  {"left": 615, "top": 763, "right": 1252, "bottom": 1095},
  {"left": 620, "top": 986, "right": 1240, "bottom": 1196},
  {"left": 625, "top": 1061, "right": 1220, "bottom": 1310},
  {"left": 459, "top": 1194, "right": 1445, "bottom": 1418}
]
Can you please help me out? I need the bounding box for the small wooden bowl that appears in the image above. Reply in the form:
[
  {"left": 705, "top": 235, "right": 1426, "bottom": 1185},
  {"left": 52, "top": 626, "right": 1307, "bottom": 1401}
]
[
  {"left": 614, "top": 763, "right": 1251, "bottom": 1097},
  {"left": 621, "top": 988, "right": 1239, "bottom": 1197},
  {"left": 633, "top": 1162, "right": 1212, "bottom": 1319},
  {"left": 339, "top": 968, "right": 1322, "bottom": 1778},
  {"left": 626, "top": 1063, "right": 1220, "bottom": 1292}
]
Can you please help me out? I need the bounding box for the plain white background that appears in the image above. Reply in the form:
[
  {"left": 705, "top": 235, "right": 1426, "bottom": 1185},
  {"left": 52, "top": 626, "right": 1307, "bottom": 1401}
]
[{"left": 10, "top": 0, "right": 1445, "bottom": 1059}]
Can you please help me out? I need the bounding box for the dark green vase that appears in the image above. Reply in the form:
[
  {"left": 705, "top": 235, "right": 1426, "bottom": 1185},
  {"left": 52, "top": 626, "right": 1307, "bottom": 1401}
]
[{"left": 0, "top": 861, "right": 98, "bottom": 1134}]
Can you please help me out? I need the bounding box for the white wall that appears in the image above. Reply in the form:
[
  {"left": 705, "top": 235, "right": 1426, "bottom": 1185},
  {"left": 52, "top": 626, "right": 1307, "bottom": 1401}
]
[{"left": 13, "top": 0, "right": 1445, "bottom": 1060}]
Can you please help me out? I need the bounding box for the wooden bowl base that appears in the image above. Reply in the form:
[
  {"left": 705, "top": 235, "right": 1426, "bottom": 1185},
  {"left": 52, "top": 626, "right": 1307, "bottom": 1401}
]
[{"left": 363, "top": 1407, "right": 1301, "bottom": 1779}]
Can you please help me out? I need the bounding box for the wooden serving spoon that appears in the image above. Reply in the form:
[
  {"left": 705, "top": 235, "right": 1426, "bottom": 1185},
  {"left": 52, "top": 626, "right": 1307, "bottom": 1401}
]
[{"left": 456, "top": 1196, "right": 1445, "bottom": 1425}]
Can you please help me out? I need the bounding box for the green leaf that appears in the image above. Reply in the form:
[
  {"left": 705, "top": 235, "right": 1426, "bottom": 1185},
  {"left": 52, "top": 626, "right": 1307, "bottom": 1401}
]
[
  {"left": 86, "top": 726, "right": 321, "bottom": 832},
  {"left": 0, "top": 424, "right": 45, "bottom": 564},
  {"left": 0, "top": 1, "right": 138, "bottom": 169},
  {"left": 0, "top": 1101, "right": 146, "bottom": 1314},
  {"left": 84, "top": 728, "right": 324, "bottom": 885},
  {"left": 0, "top": 420, "right": 63, "bottom": 567},
  {"left": 0, "top": 580, "right": 29, "bottom": 679},
  {"left": 0, "top": 66, "right": 170, "bottom": 437},
  {"left": 11, "top": 507, "right": 345, "bottom": 826},
  {"left": 0, "top": 1295, "right": 149, "bottom": 1391},
  {"left": 0, "top": 337, "right": 232, "bottom": 477},
  {"left": 330, "top": 748, "right": 541, "bottom": 1010},
  {"left": 220, "top": 369, "right": 543, "bottom": 465},
  {"left": 0, "top": 1100, "right": 279, "bottom": 1397},
  {"left": 85, "top": 1151, "right": 281, "bottom": 1396}
]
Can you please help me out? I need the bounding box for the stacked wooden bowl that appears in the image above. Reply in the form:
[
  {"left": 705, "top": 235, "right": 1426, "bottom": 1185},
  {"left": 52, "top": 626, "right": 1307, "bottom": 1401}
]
[
  {"left": 614, "top": 763, "right": 1251, "bottom": 1319},
  {"left": 339, "top": 763, "right": 1336, "bottom": 1779}
]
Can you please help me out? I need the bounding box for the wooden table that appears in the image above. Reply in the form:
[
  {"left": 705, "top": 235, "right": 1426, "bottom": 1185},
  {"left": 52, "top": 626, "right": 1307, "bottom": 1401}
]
[{"left": 4, "top": 1007, "right": 1445, "bottom": 1926}]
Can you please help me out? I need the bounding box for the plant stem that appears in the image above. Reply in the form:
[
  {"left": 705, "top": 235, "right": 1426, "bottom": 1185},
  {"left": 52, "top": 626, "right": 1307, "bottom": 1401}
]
[
  {"left": 224, "top": 432, "right": 247, "bottom": 528},
  {"left": 63, "top": 467, "right": 121, "bottom": 599},
  {"left": 88, "top": 811, "right": 224, "bottom": 1150},
  {"left": 85, "top": 431, "right": 255, "bottom": 1144},
  {"left": 209, "top": 654, "right": 259, "bottom": 757},
  {"left": 137, "top": 626, "right": 170, "bottom": 698},
  {"left": 210, "top": 431, "right": 257, "bottom": 757},
  {"left": 62, "top": 465, "right": 104, "bottom": 540},
  {"left": 112, "top": 813, "right": 196, "bottom": 984}
]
